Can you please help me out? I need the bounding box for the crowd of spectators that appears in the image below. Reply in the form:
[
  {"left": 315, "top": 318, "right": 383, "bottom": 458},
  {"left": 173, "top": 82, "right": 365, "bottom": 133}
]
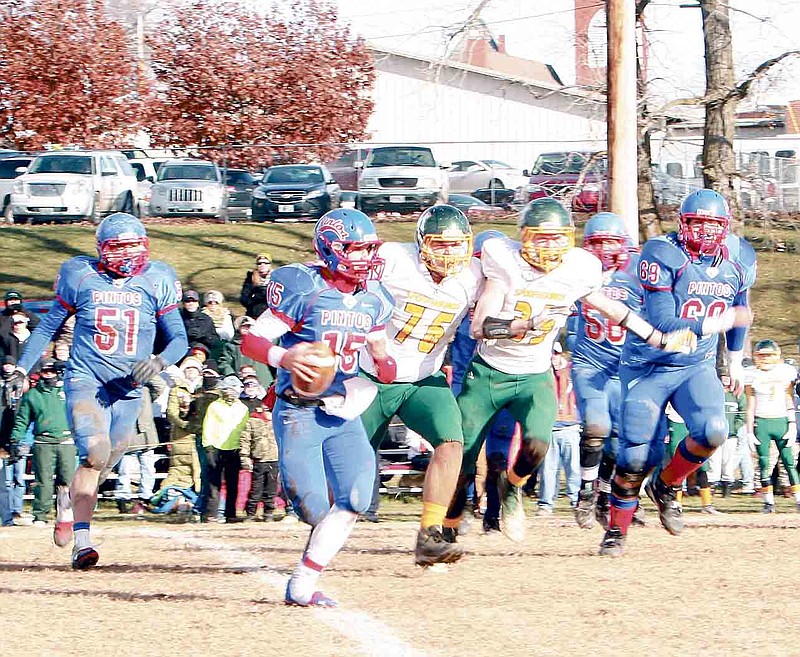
[{"left": 1, "top": 251, "right": 800, "bottom": 527}]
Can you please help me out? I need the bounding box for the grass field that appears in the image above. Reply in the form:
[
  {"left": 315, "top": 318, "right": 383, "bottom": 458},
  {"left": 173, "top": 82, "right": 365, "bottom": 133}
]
[{"left": 1, "top": 217, "right": 799, "bottom": 357}]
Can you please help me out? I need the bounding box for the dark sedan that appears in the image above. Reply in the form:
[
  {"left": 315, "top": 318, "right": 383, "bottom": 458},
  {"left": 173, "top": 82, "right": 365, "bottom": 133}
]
[
  {"left": 221, "top": 168, "right": 259, "bottom": 220},
  {"left": 251, "top": 164, "right": 340, "bottom": 222}
]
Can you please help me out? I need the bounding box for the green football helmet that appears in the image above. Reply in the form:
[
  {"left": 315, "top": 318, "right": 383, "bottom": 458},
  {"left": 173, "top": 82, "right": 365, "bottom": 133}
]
[
  {"left": 415, "top": 204, "right": 473, "bottom": 277},
  {"left": 518, "top": 198, "right": 575, "bottom": 272},
  {"left": 753, "top": 339, "right": 781, "bottom": 371}
]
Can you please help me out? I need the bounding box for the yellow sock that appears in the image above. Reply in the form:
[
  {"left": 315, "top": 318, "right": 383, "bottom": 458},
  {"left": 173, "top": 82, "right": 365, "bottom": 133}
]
[
  {"left": 676, "top": 490, "right": 683, "bottom": 504},
  {"left": 792, "top": 484, "right": 800, "bottom": 494},
  {"left": 508, "top": 470, "right": 529, "bottom": 488},
  {"left": 420, "top": 502, "right": 448, "bottom": 529},
  {"left": 700, "top": 487, "right": 712, "bottom": 507}
]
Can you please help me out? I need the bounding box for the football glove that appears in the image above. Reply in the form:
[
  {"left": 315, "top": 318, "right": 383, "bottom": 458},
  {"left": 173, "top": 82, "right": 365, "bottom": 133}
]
[
  {"left": 131, "top": 355, "right": 168, "bottom": 386},
  {"left": 659, "top": 328, "right": 697, "bottom": 354}
]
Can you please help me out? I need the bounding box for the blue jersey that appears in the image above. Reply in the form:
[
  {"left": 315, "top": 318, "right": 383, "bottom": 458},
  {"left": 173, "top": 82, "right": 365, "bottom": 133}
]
[
  {"left": 622, "top": 233, "right": 756, "bottom": 368},
  {"left": 19, "top": 256, "right": 183, "bottom": 384},
  {"left": 571, "top": 254, "right": 643, "bottom": 375},
  {"left": 265, "top": 264, "right": 394, "bottom": 396}
]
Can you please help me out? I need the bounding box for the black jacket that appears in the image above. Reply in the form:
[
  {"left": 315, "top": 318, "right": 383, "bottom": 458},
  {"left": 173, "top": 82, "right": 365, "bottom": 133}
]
[
  {"left": 239, "top": 270, "right": 268, "bottom": 319},
  {"left": 179, "top": 308, "right": 220, "bottom": 352}
]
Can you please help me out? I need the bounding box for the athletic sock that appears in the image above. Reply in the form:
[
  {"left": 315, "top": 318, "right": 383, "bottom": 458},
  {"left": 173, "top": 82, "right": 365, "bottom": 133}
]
[
  {"left": 507, "top": 470, "right": 529, "bottom": 488},
  {"left": 74, "top": 523, "right": 91, "bottom": 550},
  {"left": 661, "top": 440, "right": 707, "bottom": 487},
  {"left": 288, "top": 504, "right": 356, "bottom": 605},
  {"left": 420, "top": 502, "right": 448, "bottom": 529},
  {"left": 608, "top": 501, "right": 636, "bottom": 535},
  {"left": 676, "top": 490, "right": 683, "bottom": 504},
  {"left": 699, "top": 487, "right": 712, "bottom": 507},
  {"left": 763, "top": 487, "right": 775, "bottom": 505}
]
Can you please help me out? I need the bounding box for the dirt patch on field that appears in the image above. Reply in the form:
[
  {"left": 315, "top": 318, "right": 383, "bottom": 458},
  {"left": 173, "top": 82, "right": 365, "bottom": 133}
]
[{"left": 0, "top": 506, "right": 796, "bottom": 657}]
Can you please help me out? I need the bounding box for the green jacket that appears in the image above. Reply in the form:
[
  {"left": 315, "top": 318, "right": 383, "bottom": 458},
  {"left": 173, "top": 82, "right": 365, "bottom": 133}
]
[
  {"left": 217, "top": 336, "right": 274, "bottom": 386},
  {"left": 724, "top": 390, "right": 746, "bottom": 436},
  {"left": 11, "top": 383, "right": 71, "bottom": 445}
]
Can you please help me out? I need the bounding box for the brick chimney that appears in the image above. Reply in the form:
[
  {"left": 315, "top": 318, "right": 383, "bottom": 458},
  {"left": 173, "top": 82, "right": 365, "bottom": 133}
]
[{"left": 458, "top": 35, "right": 561, "bottom": 86}]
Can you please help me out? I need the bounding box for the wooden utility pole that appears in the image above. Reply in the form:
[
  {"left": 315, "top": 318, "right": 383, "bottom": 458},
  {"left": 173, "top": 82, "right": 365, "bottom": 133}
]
[
  {"left": 699, "top": 0, "right": 740, "bottom": 228},
  {"left": 607, "top": 0, "right": 639, "bottom": 244}
]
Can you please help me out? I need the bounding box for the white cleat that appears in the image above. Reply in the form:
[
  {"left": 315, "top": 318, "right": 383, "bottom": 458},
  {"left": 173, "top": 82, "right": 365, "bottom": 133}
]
[{"left": 498, "top": 474, "right": 527, "bottom": 543}]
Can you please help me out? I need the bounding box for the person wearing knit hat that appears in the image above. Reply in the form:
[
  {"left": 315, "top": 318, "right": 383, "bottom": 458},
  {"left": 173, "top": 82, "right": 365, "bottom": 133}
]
[
  {"left": 201, "top": 374, "right": 249, "bottom": 523},
  {"left": 202, "top": 290, "right": 234, "bottom": 342},
  {"left": 1, "top": 289, "right": 39, "bottom": 333}
]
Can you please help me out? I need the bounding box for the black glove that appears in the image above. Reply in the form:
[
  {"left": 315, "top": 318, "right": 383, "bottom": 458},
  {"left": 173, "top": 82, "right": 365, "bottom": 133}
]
[
  {"left": 481, "top": 316, "right": 515, "bottom": 340},
  {"left": 131, "top": 355, "right": 168, "bottom": 386},
  {"left": 6, "top": 367, "right": 26, "bottom": 393}
]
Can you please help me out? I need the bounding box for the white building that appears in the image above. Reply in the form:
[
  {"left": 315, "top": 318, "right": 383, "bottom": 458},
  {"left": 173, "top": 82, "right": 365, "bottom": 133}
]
[{"left": 366, "top": 45, "right": 607, "bottom": 170}]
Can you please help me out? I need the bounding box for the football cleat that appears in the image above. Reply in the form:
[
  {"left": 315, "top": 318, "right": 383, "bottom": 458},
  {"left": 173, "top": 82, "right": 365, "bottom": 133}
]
[
  {"left": 284, "top": 582, "right": 338, "bottom": 608},
  {"left": 700, "top": 505, "right": 721, "bottom": 515},
  {"left": 498, "top": 472, "right": 527, "bottom": 542},
  {"left": 599, "top": 527, "right": 626, "bottom": 557},
  {"left": 414, "top": 525, "right": 464, "bottom": 566},
  {"left": 71, "top": 546, "right": 99, "bottom": 570},
  {"left": 441, "top": 526, "right": 458, "bottom": 543},
  {"left": 595, "top": 490, "right": 610, "bottom": 530},
  {"left": 762, "top": 503, "right": 776, "bottom": 514},
  {"left": 574, "top": 485, "right": 597, "bottom": 529},
  {"left": 483, "top": 516, "right": 501, "bottom": 533},
  {"left": 645, "top": 476, "right": 685, "bottom": 535}
]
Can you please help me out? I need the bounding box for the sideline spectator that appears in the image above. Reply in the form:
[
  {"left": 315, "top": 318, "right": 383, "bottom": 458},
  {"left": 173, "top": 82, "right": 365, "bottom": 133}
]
[
  {"left": 707, "top": 369, "right": 748, "bottom": 497},
  {"left": 115, "top": 385, "right": 160, "bottom": 515},
  {"left": 9, "top": 359, "right": 75, "bottom": 526},
  {"left": 239, "top": 253, "right": 272, "bottom": 318},
  {"left": 0, "top": 289, "right": 39, "bottom": 333},
  {"left": 2, "top": 356, "right": 29, "bottom": 524},
  {"left": 180, "top": 290, "right": 219, "bottom": 356},
  {"left": 537, "top": 344, "right": 580, "bottom": 514},
  {"left": 0, "top": 310, "right": 33, "bottom": 362},
  {"left": 201, "top": 375, "right": 247, "bottom": 523},
  {"left": 218, "top": 316, "right": 273, "bottom": 385},
  {"left": 161, "top": 357, "right": 203, "bottom": 494},
  {"left": 203, "top": 290, "right": 235, "bottom": 342},
  {"left": 239, "top": 386, "right": 279, "bottom": 521},
  {"left": 52, "top": 340, "right": 70, "bottom": 378}
]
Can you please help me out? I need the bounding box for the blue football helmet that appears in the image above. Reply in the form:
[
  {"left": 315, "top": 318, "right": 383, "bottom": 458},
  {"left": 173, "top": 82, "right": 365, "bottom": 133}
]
[
  {"left": 473, "top": 229, "right": 506, "bottom": 257},
  {"left": 583, "top": 212, "right": 630, "bottom": 270},
  {"left": 96, "top": 212, "right": 149, "bottom": 277},
  {"left": 678, "top": 189, "right": 730, "bottom": 258},
  {"left": 313, "top": 209, "right": 383, "bottom": 283}
]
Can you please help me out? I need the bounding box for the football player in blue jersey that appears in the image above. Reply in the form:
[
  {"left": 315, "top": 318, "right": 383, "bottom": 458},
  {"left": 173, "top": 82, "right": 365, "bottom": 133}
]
[
  {"left": 10, "top": 213, "right": 188, "bottom": 569},
  {"left": 600, "top": 190, "right": 756, "bottom": 556},
  {"left": 242, "top": 208, "right": 396, "bottom": 608},
  {"left": 570, "top": 213, "right": 643, "bottom": 530}
]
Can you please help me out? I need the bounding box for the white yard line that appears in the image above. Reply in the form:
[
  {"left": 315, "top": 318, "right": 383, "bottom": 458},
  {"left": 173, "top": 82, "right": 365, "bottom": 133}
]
[{"left": 135, "top": 527, "right": 425, "bottom": 657}]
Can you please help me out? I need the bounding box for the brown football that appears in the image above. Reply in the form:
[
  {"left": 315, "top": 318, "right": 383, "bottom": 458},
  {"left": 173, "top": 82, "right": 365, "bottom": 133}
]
[{"left": 289, "top": 341, "right": 337, "bottom": 398}]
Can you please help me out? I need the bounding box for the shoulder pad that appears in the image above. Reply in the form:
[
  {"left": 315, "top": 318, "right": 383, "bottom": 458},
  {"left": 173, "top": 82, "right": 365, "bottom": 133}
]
[
  {"left": 640, "top": 235, "right": 687, "bottom": 269},
  {"left": 725, "top": 234, "right": 757, "bottom": 289},
  {"left": 270, "top": 264, "right": 320, "bottom": 297}
]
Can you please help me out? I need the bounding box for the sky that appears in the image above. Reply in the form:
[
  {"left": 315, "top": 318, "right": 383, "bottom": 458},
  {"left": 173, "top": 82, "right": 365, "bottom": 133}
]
[{"left": 332, "top": 0, "right": 800, "bottom": 107}]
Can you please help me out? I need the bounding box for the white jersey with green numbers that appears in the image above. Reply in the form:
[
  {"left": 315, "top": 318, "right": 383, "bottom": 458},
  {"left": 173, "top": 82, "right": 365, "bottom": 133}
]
[
  {"left": 478, "top": 238, "right": 603, "bottom": 375},
  {"left": 746, "top": 362, "right": 797, "bottom": 418},
  {"left": 360, "top": 242, "right": 483, "bottom": 383}
]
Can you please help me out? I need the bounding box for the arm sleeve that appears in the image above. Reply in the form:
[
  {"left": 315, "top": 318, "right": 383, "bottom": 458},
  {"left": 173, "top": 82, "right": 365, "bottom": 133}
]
[
  {"left": 724, "top": 290, "right": 749, "bottom": 352},
  {"left": 155, "top": 308, "right": 189, "bottom": 366},
  {"left": 10, "top": 394, "right": 32, "bottom": 443},
  {"left": 17, "top": 300, "right": 72, "bottom": 373}
]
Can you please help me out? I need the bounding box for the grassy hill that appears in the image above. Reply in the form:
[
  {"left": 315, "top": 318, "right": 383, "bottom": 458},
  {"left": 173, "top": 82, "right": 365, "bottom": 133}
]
[{"left": 1, "top": 218, "right": 798, "bottom": 358}]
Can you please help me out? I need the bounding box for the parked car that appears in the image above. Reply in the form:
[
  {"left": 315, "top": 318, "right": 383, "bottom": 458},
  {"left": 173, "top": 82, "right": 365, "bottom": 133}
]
[
  {"left": 651, "top": 167, "right": 702, "bottom": 206},
  {"left": 148, "top": 159, "right": 228, "bottom": 221},
  {"left": 357, "top": 145, "right": 449, "bottom": 213},
  {"left": 447, "top": 194, "right": 506, "bottom": 220},
  {"left": 522, "top": 151, "right": 608, "bottom": 212},
  {"left": 448, "top": 159, "right": 528, "bottom": 194},
  {"left": 251, "top": 164, "right": 340, "bottom": 222},
  {"left": 220, "top": 168, "right": 259, "bottom": 220},
  {"left": 128, "top": 158, "right": 159, "bottom": 217},
  {"left": 1, "top": 155, "right": 36, "bottom": 223},
  {"left": 9, "top": 150, "right": 138, "bottom": 224},
  {"left": 326, "top": 147, "right": 370, "bottom": 191}
]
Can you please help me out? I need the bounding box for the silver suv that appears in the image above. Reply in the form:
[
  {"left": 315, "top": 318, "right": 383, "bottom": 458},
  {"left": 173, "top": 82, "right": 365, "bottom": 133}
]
[
  {"left": 148, "top": 159, "right": 228, "bottom": 221},
  {"left": 357, "top": 145, "right": 449, "bottom": 213},
  {"left": 10, "top": 150, "right": 138, "bottom": 224}
]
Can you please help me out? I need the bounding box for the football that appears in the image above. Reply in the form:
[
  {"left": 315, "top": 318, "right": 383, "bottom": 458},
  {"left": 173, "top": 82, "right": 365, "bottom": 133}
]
[{"left": 289, "top": 341, "right": 337, "bottom": 398}]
